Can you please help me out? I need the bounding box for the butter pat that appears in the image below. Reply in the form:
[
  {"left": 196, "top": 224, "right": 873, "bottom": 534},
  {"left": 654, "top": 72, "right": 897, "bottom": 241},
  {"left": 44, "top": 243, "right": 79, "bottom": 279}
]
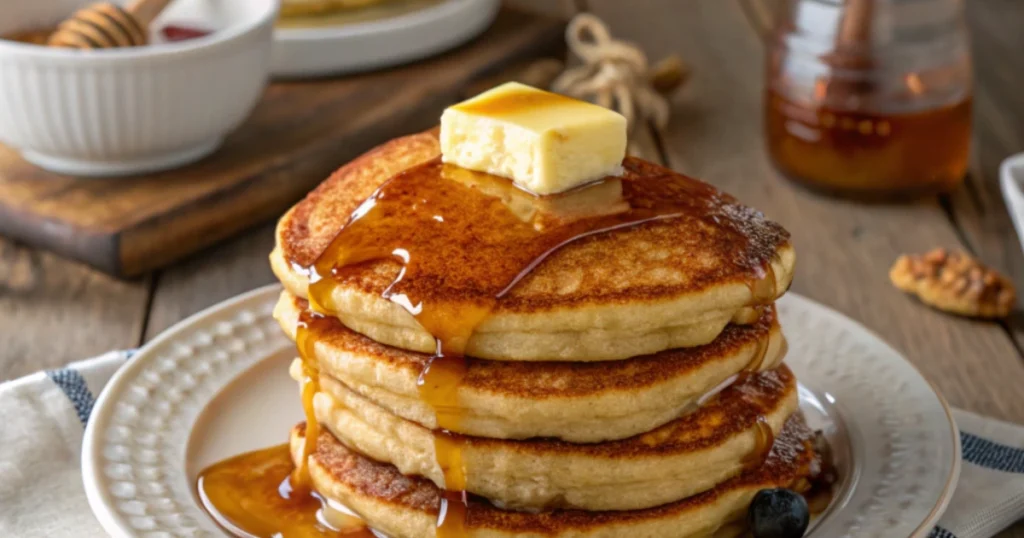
[{"left": 440, "top": 82, "right": 627, "bottom": 195}]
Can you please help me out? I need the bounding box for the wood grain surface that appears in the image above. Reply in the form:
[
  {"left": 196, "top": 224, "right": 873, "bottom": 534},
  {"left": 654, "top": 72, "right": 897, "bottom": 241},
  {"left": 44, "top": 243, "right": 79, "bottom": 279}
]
[
  {"left": 945, "top": 1, "right": 1024, "bottom": 351},
  {"left": 0, "top": 8, "right": 565, "bottom": 277},
  {"left": 2, "top": 0, "right": 1024, "bottom": 534},
  {"left": 0, "top": 238, "right": 149, "bottom": 378}
]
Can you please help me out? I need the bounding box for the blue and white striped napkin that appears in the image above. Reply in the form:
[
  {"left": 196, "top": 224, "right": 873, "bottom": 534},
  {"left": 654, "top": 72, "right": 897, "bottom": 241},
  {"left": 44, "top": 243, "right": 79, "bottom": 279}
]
[{"left": 1, "top": 352, "right": 1023, "bottom": 538}]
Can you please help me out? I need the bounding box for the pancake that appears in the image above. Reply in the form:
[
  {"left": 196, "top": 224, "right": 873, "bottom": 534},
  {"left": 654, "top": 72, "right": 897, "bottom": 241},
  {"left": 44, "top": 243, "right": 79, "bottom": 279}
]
[
  {"left": 275, "top": 291, "right": 788, "bottom": 442},
  {"left": 270, "top": 131, "right": 794, "bottom": 362},
  {"left": 289, "top": 413, "right": 819, "bottom": 538},
  {"left": 279, "top": 0, "right": 390, "bottom": 17},
  {"left": 292, "top": 361, "right": 799, "bottom": 512}
]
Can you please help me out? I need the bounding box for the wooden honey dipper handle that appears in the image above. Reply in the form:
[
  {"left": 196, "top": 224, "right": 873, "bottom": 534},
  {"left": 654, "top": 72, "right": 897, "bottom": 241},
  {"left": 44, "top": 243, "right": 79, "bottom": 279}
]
[
  {"left": 48, "top": 0, "right": 177, "bottom": 49},
  {"left": 127, "top": 0, "right": 176, "bottom": 28}
]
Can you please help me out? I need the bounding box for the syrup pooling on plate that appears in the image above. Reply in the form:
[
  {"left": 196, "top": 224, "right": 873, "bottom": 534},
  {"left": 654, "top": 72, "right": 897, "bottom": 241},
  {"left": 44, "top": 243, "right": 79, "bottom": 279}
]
[
  {"left": 197, "top": 443, "right": 375, "bottom": 537},
  {"left": 302, "top": 157, "right": 786, "bottom": 535}
]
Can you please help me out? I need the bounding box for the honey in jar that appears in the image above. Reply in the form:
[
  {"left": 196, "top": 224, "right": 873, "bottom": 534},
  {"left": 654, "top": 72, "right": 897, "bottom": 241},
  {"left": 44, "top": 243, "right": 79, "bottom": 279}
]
[
  {"left": 766, "top": 90, "right": 971, "bottom": 197},
  {"left": 765, "top": 0, "right": 972, "bottom": 199}
]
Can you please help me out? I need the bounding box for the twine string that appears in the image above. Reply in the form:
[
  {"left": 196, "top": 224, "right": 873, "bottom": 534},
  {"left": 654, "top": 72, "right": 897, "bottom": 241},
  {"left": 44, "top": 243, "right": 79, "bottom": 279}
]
[{"left": 552, "top": 13, "right": 685, "bottom": 133}]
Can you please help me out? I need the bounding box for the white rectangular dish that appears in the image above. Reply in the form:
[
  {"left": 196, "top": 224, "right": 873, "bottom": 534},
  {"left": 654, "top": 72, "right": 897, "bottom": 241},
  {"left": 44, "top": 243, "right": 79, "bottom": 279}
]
[{"left": 1000, "top": 153, "right": 1024, "bottom": 255}]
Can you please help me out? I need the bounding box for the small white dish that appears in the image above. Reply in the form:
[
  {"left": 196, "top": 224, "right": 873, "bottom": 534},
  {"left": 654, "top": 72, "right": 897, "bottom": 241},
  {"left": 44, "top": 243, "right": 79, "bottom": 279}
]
[
  {"left": 0, "top": 0, "right": 277, "bottom": 177},
  {"left": 272, "top": 0, "right": 500, "bottom": 78},
  {"left": 81, "top": 285, "right": 959, "bottom": 537},
  {"left": 1000, "top": 153, "right": 1024, "bottom": 254}
]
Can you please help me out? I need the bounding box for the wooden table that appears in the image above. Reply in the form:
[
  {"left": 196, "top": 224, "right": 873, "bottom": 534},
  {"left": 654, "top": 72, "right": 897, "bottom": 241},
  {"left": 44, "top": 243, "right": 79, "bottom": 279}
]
[{"left": 2, "top": 0, "right": 1023, "bottom": 534}]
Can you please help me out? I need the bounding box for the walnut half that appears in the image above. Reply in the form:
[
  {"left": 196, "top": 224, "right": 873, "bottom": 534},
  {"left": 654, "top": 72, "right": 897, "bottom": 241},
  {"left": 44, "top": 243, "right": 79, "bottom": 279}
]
[{"left": 889, "top": 248, "right": 1016, "bottom": 319}]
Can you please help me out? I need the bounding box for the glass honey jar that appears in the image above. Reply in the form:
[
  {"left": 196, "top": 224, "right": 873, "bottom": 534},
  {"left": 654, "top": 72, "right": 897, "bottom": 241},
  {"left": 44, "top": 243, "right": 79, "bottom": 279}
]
[{"left": 765, "top": 0, "right": 972, "bottom": 199}]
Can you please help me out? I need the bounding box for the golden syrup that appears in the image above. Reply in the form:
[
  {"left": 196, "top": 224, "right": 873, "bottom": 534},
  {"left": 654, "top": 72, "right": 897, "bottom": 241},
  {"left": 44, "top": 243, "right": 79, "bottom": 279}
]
[
  {"left": 736, "top": 336, "right": 778, "bottom": 473},
  {"left": 299, "top": 157, "right": 787, "bottom": 535},
  {"left": 738, "top": 314, "right": 783, "bottom": 473},
  {"left": 803, "top": 431, "right": 838, "bottom": 515},
  {"left": 438, "top": 490, "right": 469, "bottom": 536},
  {"left": 775, "top": 333, "right": 789, "bottom": 366},
  {"left": 305, "top": 157, "right": 782, "bottom": 314},
  {"left": 431, "top": 431, "right": 469, "bottom": 535},
  {"left": 804, "top": 477, "right": 835, "bottom": 515},
  {"left": 197, "top": 443, "right": 375, "bottom": 537},
  {"left": 293, "top": 311, "right": 333, "bottom": 488},
  {"left": 303, "top": 157, "right": 784, "bottom": 338},
  {"left": 748, "top": 416, "right": 776, "bottom": 469},
  {"left": 743, "top": 312, "right": 783, "bottom": 374},
  {"left": 745, "top": 259, "right": 778, "bottom": 306},
  {"left": 766, "top": 90, "right": 971, "bottom": 198},
  {"left": 419, "top": 357, "right": 473, "bottom": 537},
  {"left": 745, "top": 331, "right": 771, "bottom": 375}
]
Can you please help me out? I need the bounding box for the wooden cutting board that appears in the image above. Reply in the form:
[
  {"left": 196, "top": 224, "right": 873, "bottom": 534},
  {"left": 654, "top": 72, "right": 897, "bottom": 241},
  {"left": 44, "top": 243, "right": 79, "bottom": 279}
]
[{"left": 0, "top": 8, "right": 565, "bottom": 277}]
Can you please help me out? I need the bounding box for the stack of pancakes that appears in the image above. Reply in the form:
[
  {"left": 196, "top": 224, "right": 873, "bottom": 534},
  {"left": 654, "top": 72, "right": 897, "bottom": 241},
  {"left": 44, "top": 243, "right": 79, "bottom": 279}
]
[{"left": 270, "top": 130, "right": 821, "bottom": 537}]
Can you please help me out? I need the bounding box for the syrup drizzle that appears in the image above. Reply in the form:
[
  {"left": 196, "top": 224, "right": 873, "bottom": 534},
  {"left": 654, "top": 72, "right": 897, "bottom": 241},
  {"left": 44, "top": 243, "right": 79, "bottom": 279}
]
[
  {"left": 695, "top": 308, "right": 787, "bottom": 409},
  {"left": 294, "top": 311, "right": 334, "bottom": 488},
  {"left": 197, "top": 443, "right": 375, "bottom": 537},
  {"left": 305, "top": 158, "right": 782, "bottom": 324},
  {"left": 746, "top": 254, "right": 780, "bottom": 306},
  {"left": 741, "top": 311, "right": 784, "bottom": 471},
  {"left": 748, "top": 415, "right": 776, "bottom": 469},
  {"left": 744, "top": 312, "right": 785, "bottom": 374},
  {"left": 297, "top": 157, "right": 785, "bottom": 536}
]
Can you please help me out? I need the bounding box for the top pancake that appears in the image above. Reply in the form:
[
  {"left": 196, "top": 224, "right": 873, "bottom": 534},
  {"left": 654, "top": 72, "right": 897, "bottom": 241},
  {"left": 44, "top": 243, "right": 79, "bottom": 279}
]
[{"left": 271, "top": 130, "right": 794, "bottom": 362}]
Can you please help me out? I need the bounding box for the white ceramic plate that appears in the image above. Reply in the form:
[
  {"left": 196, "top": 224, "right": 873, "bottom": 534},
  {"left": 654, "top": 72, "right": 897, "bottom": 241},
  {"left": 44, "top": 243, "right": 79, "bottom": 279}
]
[
  {"left": 271, "top": 0, "right": 500, "bottom": 78},
  {"left": 82, "top": 285, "right": 959, "bottom": 537}
]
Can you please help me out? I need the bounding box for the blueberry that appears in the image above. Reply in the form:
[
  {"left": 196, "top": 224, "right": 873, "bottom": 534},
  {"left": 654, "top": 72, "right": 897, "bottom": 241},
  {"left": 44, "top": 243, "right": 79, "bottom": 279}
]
[{"left": 748, "top": 488, "right": 810, "bottom": 538}]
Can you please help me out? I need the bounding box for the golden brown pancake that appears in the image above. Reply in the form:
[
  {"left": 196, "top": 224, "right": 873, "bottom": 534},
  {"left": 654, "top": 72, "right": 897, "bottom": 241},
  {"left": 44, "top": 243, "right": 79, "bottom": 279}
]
[
  {"left": 295, "top": 362, "right": 799, "bottom": 511},
  {"left": 270, "top": 131, "right": 794, "bottom": 362},
  {"left": 290, "top": 413, "right": 819, "bottom": 538},
  {"left": 275, "top": 291, "right": 788, "bottom": 442},
  {"left": 279, "top": 0, "right": 390, "bottom": 17}
]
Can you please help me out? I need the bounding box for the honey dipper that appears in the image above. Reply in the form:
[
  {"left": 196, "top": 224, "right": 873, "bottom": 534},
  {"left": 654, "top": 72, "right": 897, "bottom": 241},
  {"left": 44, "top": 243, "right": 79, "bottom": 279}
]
[{"left": 47, "top": 0, "right": 175, "bottom": 49}]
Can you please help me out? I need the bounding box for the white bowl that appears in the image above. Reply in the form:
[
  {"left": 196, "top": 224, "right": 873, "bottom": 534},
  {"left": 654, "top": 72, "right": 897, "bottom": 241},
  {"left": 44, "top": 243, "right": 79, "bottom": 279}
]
[{"left": 0, "top": 0, "right": 277, "bottom": 176}]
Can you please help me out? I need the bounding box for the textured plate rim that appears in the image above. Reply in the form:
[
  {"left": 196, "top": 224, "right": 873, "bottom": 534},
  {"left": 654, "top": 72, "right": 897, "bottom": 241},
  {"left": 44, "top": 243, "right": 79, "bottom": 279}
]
[
  {"left": 910, "top": 377, "right": 961, "bottom": 537},
  {"left": 81, "top": 285, "right": 960, "bottom": 537},
  {"left": 81, "top": 285, "right": 286, "bottom": 538},
  {"left": 779, "top": 294, "right": 961, "bottom": 538}
]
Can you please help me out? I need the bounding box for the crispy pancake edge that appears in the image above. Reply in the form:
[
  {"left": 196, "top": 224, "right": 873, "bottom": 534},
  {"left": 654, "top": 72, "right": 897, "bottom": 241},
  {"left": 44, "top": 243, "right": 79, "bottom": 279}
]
[
  {"left": 276, "top": 291, "right": 784, "bottom": 399},
  {"left": 291, "top": 413, "right": 818, "bottom": 534},
  {"left": 274, "top": 130, "right": 795, "bottom": 315},
  {"left": 311, "top": 364, "right": 799, "bottom": 459}
]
